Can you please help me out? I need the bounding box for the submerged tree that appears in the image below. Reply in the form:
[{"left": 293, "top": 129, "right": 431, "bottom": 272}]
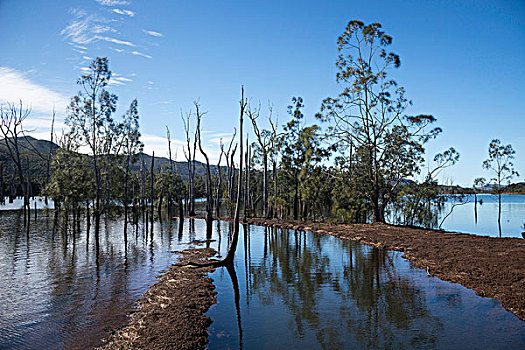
[
  {"left": 317, "top": 20, "right": 442, "bottom": 222},
  {"left": 0, "top": 101, "right": 31, "bottom": 216},
  {"left": 482, "top": 139, "right": 519, "bottom": 236},
  {"left": 473, "top": 177, "right": 486, "bottom": 223},
  {"left": 66, "top": 57, "right": 117, "bottom": 226},
  {"left": 118, "top": 99, "right": 143, "bottom": 238}
]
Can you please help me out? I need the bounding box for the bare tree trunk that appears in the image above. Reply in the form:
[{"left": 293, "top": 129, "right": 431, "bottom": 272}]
[
  {"left": 150, "top": 152, "right": 155, "bottom": 225},
  {"left": 223, "top": 87, "right": 246, "bottom": 265},
  {"left": 45, "top": 110, "right": 55, "bottom": 206},
  {"left": 123, "top": 154, "right": 130, "bottom": 246},
  {"left": 26, "top": 157, "right": 31, "bottom": 223},
  {"left": 215, "top": 148, "right": 223, "bottom": 218},
  {"left": 263, "top": 156, "right": 268, "bottom": 217},
  {"left": 141, "top": 159, "right": 146, "bottom": 220},
  {"left": 0, "top": 162, "right": 4, "bottom": 205},
  {"left": 166, "top": 126, "right": 174, "bottom": 215},
  {"left": 273, "top": 161, "right": 277, "bottom": 219},
  {"left": 195, "top": 102, "right": 214, "bottom": 236},
  {"left": 244, "top": 137, "right": 249, "bottom": 219}
]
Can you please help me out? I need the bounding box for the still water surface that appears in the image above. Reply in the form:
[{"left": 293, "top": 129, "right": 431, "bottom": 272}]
[
  {"left": 438, "top": 194, "right": 525, "bottom": 238},
  {"left": 207, "top": 224, "right": 525, "bottom": 349},
  {"left": 0, "top": 211, "right": 524, "bottom": 349}
]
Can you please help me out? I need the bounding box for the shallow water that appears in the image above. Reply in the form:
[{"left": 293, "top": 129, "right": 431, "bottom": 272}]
[
  {"left": 438, "top": 194, "right": 525, "bottom": 238},
  {"left": 0, "top": 212, "right": 210, "bottom": 350},
  {"left": 207, "top": 224, "right": 525, "bottom": 349},
  {"left": 0, "top": 213, "right": 524, "bottom": 349}
]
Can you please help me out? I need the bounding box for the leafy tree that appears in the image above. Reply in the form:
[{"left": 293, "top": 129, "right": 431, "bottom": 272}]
[
  {"left": 66, "top": 57, "right": 117, "bottom": 223},
  {"left": 317, "top": 20, "right": 442, "bottom": 222},
  {"left": 482, "top": 139, "right": 519, "bottom": 235},
  {"left": 117, "top": 99, "right": 143, "bottom": 233}
]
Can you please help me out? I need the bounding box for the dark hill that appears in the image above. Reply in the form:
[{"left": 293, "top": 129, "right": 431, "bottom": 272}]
[{"left": 1, "top": 136, "right": 224, "bottom": 181}]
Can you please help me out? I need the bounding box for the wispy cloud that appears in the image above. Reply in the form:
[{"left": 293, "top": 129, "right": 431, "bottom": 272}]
[
  {"left": 131, "top": 50, "right": 152, "bottom": 59},
  {"left": 62, "top": 2, "right": 157, "bottom": 67},
  {"left": 113, "top": 8, "right": 135, "bottom": 17},
  {"left": 108, "top": 73, "right": 133, "bottom": 86},
  {"left": 95, "top": 35, "right": 135, "bottom": 47},
  {"left": 95, "top": 0, "right": 130, "bottom": 6},
  {"left": 60, "top": 10, "right": 105, "bottom": 45},
  {"left": 0, "top": 67, "right": 68, "bottom": 116},
  {"left": 143, "top": 29, "right": 164, "bottom": 37}
]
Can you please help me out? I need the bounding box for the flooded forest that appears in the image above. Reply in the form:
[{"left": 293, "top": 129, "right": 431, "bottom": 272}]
[{"left": 1, "top": 20, "right": 524, "bottom": 350}]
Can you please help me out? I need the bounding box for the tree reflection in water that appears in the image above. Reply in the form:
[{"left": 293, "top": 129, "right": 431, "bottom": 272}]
[{"left": 245, "top": 227, "right": 443, "bottom": 349}]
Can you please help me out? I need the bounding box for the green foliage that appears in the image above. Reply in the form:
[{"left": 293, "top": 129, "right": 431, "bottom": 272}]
[
  {"left": 482, "top": 139, "right": 519, "bottom": 192},
  {"left": 317, "top": 19, "right": 443, "bottom": 222}
]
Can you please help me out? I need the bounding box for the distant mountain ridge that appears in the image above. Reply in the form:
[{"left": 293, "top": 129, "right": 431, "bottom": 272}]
[{"left": 0, "top": 136, "right": 224, "bottom": 180}]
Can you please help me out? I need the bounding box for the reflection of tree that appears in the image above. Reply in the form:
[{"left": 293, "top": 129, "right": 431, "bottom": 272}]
[{"left": 250, "top": 228, "right": 443, "bottom": 348}]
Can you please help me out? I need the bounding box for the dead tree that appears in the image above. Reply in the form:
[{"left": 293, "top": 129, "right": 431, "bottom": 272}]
[
  {"left": 195, "top": 101, "right": 214, "bottom": 235},
  {"left": 184, "top": 87, "right": 246, "bottom": 268},
  {"left": 0, "top": 101, "right": 30, "bottom": 216},
  {"left": 223, "top": 130, "right": 237, "bottom": 218},
  {"left": 222, "top": 87, "right": 246, "bottom": 265},
  {"left": 150, "top": 151, "right": 155, "bottom": 225},
  {"left": 0, "top": 162, "right": 4, "bottom": 205},
  {"left": 215, "top": 140, "right": 224, "bottom": 218},
  {"left": 166, "top": 126, "right": 174, "bottom": 214},
  {"left": 244, "top": 135, "right": 249, "bottom": 218},
  {"left": 248, "top": 104, "right": 276, "bottom": 218},
  {"left": 182, "top": 112, "right": 196, "bottom": 216}
]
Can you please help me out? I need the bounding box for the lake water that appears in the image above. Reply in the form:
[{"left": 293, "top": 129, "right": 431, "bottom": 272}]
[
  {"left": 437, "top": 194, "right": 525, "bottom": 238},
  {"left": 207, "top": 224, "right": 525, "bottom": 349},
  {"left": 0, "top": 212, "right": 211, "bottom": 349},
  {"left": 1, "top": 212, "right": 523, "bottom": 349},
  {"left": 2, "top": 194, "right": 524, "bottom": 237}
]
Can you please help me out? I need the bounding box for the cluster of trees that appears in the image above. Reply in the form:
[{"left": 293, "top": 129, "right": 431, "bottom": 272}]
[{"left": 3, "top": 20, "right": 520, "bottom": 240}]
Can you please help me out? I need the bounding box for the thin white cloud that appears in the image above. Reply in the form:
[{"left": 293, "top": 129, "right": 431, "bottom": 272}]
[
  {"left": 0, "top": 67, "right": 68, "bottom": 117},
  {"left": 61, "top": 9, "right": 114, "bottom": 46},
  {"left": 109, "top": 47, "right": 125, "bottom": 53},
  {"left": 131, "top": 50, "right": 152, "bottom": 59},
  {"left": 92, "top": 24, "right": 117, "bottom": 34},
  {"left": 95, "top": 35, "right": 135, "bottom": 47},
  {"left": 143, "top": 29, "right": 164, "bottom": 37},
  {"left": 141, "top": 134, "right": 184, "bottom": 159},
  {"left": 108, "top": 74, "right": 133, "bottom": 86},
  {"left": 114, "top": 76, "right": 133, "bottom": 82},
  {"left": 96, "top": 0, "right": 130, "bottom": 6},
  {"left": 113, "top": 8, "right": 135, "bottom": 17}
]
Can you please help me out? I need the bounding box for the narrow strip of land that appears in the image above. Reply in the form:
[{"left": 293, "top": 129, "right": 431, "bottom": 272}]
[
  {"left": 100, "top": 248, "right": 218, "bottom": 350},
  {"left": 242, "top": 218, "right": 525, "bottom": 321}
]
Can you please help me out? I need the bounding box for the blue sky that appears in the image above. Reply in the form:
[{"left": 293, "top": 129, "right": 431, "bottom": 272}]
[{"left": 0, "top": 0, "right": 523, "bottom": 186}]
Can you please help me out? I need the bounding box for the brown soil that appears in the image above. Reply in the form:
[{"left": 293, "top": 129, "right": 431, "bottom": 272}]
[
  {"left": 99, "top": 248, "right": 218, "bottom": 350},
  {"left": 240, "top": 217, "right": 525, "bottom": 321}
]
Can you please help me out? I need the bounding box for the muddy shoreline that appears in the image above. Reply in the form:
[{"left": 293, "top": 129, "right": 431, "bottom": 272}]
[
  {"left": 100, "top": 216, "right": 524, "bottom": 349},
  {"left": 99, "top": 248, "right": 218, "bottom": 350},
  {"left": 236, "top": 217, "right": 525, "bottom": 321}
]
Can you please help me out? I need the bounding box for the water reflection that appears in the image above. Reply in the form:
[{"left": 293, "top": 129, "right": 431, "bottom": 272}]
[
  {"left": 0, "top": 211, "right": 213, "bottom": 350},
  {"left": 207, "top": 224, "right": 525, "bottom": 349},
  {"left": 1, "top": 213, "right": 524, "bottom": 349},
  {"left": 388, "top": 194, "right": 525, "bottom": 237}
]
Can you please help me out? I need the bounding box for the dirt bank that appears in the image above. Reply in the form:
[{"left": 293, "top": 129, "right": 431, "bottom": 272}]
[
  {"left": 99, "top": 248, "right": 217, "bottom": 350},
  {"left": 238, "top": 217, "right": 525, "bottom": 321}
]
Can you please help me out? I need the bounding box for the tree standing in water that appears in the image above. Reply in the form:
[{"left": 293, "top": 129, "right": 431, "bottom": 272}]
[
  {"left": 482, "top": 139, "right": 518, "bottom": 236},
  {"left": 473, "top": 177, "right": 486, "bottom": 223},
  {"left": 66, "top": 57, "right": 117, "bottom": 228},
  {"left": 317, "top": 20, "right": 442, "bottom": 223}
]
